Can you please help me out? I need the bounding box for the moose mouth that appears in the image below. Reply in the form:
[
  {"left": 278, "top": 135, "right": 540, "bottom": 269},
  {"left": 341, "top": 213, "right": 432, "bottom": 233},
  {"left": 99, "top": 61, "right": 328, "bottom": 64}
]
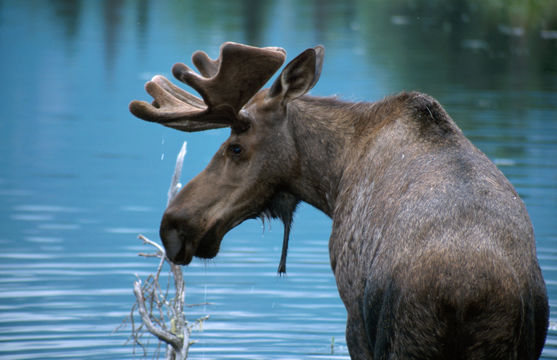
[
  {"left": 160, "top": 214, "right": 256, "bottom": 265},
  {"left": 161, "top": 225, "right": 222, "bottom": 265}
]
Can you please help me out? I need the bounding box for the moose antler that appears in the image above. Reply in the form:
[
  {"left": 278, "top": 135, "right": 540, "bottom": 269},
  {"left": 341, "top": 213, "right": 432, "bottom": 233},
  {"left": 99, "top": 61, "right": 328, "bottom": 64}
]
[{"left": 129, "top": 42, "right": 286, "bottom": 132}]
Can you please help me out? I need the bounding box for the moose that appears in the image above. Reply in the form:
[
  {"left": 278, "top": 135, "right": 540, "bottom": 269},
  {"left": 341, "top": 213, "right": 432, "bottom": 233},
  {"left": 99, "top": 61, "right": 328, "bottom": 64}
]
[{"left": 130, "top": 42, "right": 549, "bottom": 359}]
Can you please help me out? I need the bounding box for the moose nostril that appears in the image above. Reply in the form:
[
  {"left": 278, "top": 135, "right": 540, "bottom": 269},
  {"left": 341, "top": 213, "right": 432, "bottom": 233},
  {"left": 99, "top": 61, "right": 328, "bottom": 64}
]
[{"left": 160, "top": 227, "right": 183, "bottom": 262}]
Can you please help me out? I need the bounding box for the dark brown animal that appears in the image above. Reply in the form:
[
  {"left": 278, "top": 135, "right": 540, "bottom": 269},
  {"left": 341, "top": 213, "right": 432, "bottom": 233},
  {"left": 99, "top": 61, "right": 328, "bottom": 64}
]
[{"left": 130, "top": 42, "right": 549, "bottom": 359}]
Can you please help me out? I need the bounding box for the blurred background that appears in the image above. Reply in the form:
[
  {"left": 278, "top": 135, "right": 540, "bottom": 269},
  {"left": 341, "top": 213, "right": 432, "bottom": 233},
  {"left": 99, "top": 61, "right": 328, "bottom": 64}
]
[{"left": 1, "top": 0, "right": 556, "bottom": 359}]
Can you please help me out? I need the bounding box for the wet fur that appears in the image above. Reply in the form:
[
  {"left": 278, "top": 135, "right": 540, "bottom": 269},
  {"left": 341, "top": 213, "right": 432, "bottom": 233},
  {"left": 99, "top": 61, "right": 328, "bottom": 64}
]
[{"left": 261, "top": 191, "right": 299, "bottom": 274}]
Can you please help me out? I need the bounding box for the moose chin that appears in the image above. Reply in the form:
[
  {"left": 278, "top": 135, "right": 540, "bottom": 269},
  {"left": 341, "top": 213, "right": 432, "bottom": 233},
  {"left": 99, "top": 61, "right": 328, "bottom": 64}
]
[{"left": 130, "top": 42, "right": 549, "bottom": 359}]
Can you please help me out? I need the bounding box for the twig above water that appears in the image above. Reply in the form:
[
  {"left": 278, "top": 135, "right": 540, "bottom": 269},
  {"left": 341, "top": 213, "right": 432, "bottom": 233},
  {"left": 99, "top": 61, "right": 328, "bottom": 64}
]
[{"left": 120, "top": 141, "right": 208, "bottom": 360}]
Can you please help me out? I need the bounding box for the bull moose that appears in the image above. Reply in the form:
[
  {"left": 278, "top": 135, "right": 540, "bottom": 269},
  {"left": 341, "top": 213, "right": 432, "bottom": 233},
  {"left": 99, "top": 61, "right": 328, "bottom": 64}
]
[{"left": 130, "top": 42, "right": 549, "bottom": 359}]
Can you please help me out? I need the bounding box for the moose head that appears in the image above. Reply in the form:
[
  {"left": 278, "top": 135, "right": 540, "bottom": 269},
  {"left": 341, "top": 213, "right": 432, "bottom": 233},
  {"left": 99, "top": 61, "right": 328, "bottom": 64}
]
[{"left": 130, "top": 42, "right": 324, "bottom": 269}]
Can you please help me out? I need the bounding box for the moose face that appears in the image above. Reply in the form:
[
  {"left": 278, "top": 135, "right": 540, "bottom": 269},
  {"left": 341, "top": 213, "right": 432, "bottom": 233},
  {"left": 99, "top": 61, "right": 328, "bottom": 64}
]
[
  {"left": 130, "top": 43, "right": 323, "bottom": 265},
  {"left": 159, "top": 99, "right": 292, "bottom": 264}
]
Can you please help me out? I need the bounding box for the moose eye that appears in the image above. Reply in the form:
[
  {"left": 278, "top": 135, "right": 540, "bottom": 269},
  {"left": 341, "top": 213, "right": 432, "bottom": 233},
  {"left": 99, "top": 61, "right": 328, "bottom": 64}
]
[{"left": 228, "top": 144, "right": 243, "bottom": 156}]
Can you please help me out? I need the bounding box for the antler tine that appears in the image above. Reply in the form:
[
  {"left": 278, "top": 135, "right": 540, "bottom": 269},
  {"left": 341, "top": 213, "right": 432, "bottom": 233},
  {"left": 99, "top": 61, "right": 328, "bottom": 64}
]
[
  {"left": 192, "top": 51, "right": 220, "bottom": 78},
  {"left": 129, "top": 72, "right": 218, "bottom": 130},
  {"left": 129, "top": 42, "right": 286, "bottom": 132},
  {"left": 151, "top": 75, "right": 205, "bottom": 108},
  {"left": 129, "top": 80, "right": 207, "bottom": 120}
]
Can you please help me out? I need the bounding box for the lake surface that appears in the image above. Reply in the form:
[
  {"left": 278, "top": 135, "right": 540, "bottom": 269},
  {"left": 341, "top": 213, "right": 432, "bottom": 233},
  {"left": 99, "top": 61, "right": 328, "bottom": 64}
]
[{"left": 1, "top": 0, "right": 556, "bottom": 358}]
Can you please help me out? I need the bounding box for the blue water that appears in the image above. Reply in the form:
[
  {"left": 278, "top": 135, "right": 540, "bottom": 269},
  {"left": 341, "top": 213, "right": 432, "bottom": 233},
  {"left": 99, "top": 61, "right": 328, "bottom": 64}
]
[{"left": 1, "top": 1, "right": 556, "bottom": 359}]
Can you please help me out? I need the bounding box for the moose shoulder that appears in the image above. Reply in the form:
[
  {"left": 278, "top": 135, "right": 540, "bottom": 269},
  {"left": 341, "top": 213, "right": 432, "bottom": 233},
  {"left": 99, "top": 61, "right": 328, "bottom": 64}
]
[{"left": 130, "top": 42, "right": 549, "bottom": 359}]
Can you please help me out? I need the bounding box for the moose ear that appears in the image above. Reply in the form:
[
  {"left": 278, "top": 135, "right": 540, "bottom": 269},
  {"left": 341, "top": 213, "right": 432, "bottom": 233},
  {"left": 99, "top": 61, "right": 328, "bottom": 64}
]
[{"left": 268, "top": 45, "right": 324, "bottom": 103}]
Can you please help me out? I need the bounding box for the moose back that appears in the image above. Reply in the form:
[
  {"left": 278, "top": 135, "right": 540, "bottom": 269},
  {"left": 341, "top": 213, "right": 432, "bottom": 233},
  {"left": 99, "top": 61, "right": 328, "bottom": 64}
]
[{"left": 130, "top": 42, "right": 548, "bottom": 359}]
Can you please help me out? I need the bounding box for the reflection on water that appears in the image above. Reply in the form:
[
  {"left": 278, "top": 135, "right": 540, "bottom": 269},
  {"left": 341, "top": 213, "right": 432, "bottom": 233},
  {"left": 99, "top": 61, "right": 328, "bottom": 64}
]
[{"left": 1, "top": 0, "right": 556, "bottom": 359}]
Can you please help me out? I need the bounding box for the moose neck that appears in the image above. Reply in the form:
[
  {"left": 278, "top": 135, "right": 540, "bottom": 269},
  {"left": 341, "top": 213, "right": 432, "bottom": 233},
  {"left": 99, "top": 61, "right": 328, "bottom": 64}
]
[{"left": 287, "top": 96, "right": 362, "bottom": 217}]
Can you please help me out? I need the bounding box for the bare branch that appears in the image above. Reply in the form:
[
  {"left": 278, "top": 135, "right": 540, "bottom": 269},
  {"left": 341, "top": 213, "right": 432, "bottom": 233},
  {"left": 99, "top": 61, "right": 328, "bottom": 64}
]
[
  {"left": 139, "top": 234, "right": 166, "bottom": 255},
  {"left": 117, "top": 141, "right": 207, "bottom": 359},
  {"left": 133, "top": 280, "right": 184, "bottom": 351},
  {"left": 168, "top": 142, "right": 187, "bottom": 205}
]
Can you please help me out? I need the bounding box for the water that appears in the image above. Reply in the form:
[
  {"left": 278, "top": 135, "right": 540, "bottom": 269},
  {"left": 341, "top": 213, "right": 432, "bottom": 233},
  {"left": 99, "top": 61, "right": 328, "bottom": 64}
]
[{"left": 1, "top": 0, "right": 556, "bottom": 358}]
